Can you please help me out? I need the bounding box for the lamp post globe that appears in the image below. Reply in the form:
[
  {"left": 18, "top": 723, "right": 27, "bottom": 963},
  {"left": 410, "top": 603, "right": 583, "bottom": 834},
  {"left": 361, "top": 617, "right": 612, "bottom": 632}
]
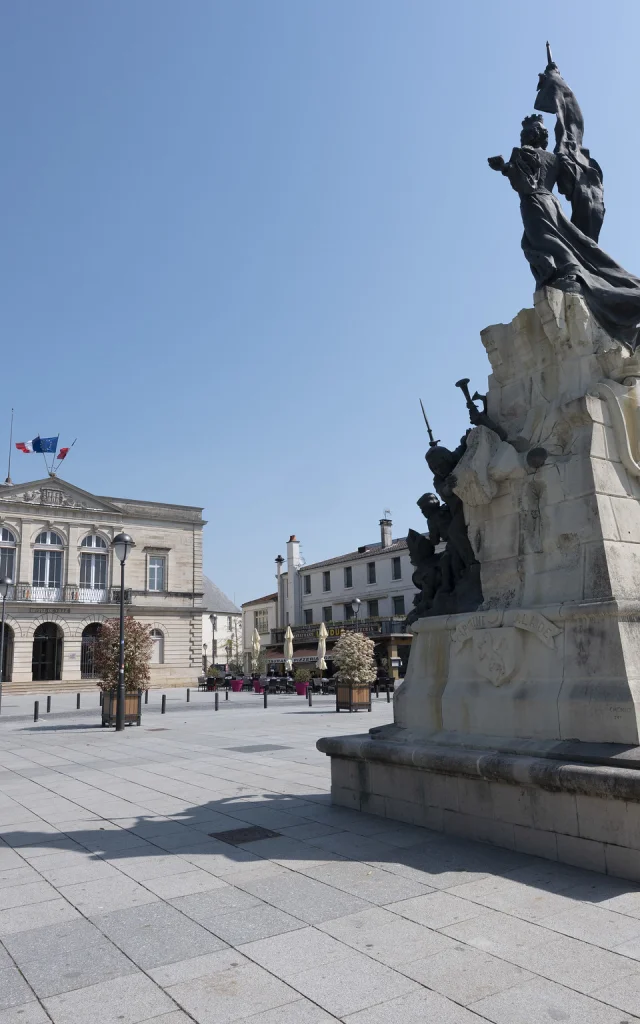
[
  {"left": 351, "top": 598, "right": 361, "bottom": 624},
  {"left": 0, "top": 576, "right": 13, "bottom": 714},
  {"left": 112, "top": 533, "right": 134, "bottom": 565},
  {"left": 111, "top": 534, "right": 135, "bottom": 732}
]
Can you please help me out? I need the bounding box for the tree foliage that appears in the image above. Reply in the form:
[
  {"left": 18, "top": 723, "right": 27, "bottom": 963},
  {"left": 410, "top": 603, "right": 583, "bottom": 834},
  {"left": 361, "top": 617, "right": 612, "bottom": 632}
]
[
  {"left": 93, "top": 616, "right": 153, "bottom": 692},
  {"left": 332, "top": 631, "right": 377, "bottom": 684}
]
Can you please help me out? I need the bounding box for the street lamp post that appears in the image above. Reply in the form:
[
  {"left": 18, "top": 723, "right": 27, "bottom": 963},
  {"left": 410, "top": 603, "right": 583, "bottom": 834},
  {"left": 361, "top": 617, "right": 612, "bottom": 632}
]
[
  {"left": 351, "top": 598, "right": 362, "bottom": 628},
  {"left": 203, "top": 643, "right": 208, "bottom": 674},
  {"left": 111, "top": 533, "right": 135, "bottom": 732},
  {"left": 0, "top": 576, "right": 13, "bottom": 715},
  {"left": 209, "top": 613, "right": 216, "bottom": 665}
]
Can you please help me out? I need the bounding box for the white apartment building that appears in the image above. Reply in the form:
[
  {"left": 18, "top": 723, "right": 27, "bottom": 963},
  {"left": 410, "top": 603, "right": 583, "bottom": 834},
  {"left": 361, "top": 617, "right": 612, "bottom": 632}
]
[
  {"left": 201, "top": 577, "right": 241, "bottom": 671},
  {"left": 242, "top": 518, "right": 417, "bottom": 677},
  {"left": 241, "top": 592, "right": 278, "bottom": 670}
]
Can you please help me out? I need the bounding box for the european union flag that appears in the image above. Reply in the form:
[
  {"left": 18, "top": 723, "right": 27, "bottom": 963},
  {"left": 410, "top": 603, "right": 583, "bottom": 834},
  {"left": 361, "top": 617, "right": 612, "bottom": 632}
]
[{"left": 32, "top": 436, "right": 59, "bottom": 453}]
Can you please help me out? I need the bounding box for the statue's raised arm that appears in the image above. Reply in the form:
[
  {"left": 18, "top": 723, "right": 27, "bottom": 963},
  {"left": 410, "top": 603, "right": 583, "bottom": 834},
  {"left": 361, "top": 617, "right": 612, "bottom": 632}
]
[{"left": 534, "top": 42, "right": 605, "bottom": 242}]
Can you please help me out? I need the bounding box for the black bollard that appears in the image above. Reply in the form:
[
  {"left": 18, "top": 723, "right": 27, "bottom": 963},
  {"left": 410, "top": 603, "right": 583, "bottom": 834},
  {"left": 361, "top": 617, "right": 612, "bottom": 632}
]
[
  {"left": 76, "top": 693, "right": 81, "bottom": 709},
  {"left": 386, "top": 684, "right": 391, "bottom": 703},
  {"left": 215, "top": 691, "right": 219, "bottom": 711},
  {"left": 375, "top": 684, "right": 379, "bottom": 698},
  {"left": 263, "top": 690, "right": 268, "bottom": 709},
  {"left": 34, "top": 701, "right": 39, "bottom": 722},
  {"left": 100, "top": 692, "right": 103, "bottom": 707},
  {"left": 308, "top": 688, "right": 313, "bottom": 707},
  {"left": 144, "top": 689, "right": 149, "bottom": 704},
  {"left": 186, "top": 688, "right": 190, "bottom": 703},
  {"left": 225, "top": 688, "right": 229, "bottom": 700},
  {"left": 46, "top": 695, "right": 51, "bottom": 714},
  {"left": 161, "top": 694, "right": 166, "bottom": 714}
]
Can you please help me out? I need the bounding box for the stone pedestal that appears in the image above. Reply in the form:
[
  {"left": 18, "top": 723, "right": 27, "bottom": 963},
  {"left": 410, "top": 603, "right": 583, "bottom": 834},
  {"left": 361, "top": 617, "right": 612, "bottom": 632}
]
[{"left": 318, "top": 288, "right": 640, "bottom": 880}]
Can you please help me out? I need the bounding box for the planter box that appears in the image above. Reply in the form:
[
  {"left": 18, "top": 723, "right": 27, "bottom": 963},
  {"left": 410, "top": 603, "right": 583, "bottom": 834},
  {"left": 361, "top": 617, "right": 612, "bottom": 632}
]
[
  {"left": 101, "top": 690, "right": 142, "bottom": 727},
  {"left": 336, "top": 681, "right": 371, "bottom": 712},
  {"left": 295, "top": 682, "right": 310, "bottom": 696},
  {"left": 253, "top": 680, "right": 264, "bottom": 693},
  {"left": 231, "top": 679, "right": 243, "bottom": 693}
]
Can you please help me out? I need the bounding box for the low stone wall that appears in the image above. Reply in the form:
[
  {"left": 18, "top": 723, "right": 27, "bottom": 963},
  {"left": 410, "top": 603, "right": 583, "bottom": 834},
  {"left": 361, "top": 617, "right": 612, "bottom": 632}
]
[{"left": 317, "top": 734, "right": 640, "bottom": 882}]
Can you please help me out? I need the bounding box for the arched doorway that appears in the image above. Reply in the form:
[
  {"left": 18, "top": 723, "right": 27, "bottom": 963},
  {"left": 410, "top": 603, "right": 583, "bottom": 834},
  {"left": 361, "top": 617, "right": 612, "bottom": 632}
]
[
  {"left": 0, "top": 624, "right": 14, "bottom": 682},
  {"left": 32, "top": 623, "right": 63, "bottom": 681},
  {"left": 81, "top": 623, "right": 101, "bottom": 679}
]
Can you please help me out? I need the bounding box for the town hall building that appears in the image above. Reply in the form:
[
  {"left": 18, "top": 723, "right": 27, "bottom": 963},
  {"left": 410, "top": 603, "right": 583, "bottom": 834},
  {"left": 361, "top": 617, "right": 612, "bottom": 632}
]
[{"left": 0, "top": 477, "right": 206, "bottom": 692}]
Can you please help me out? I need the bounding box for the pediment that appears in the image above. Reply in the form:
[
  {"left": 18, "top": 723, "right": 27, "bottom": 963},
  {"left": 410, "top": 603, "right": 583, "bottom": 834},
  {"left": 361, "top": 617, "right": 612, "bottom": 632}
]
[{"left": 0, "top": 478, "right": 122, "bottom": 514}]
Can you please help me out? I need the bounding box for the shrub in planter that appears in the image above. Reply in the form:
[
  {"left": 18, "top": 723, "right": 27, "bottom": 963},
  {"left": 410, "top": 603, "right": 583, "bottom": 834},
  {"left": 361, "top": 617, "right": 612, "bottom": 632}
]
[
  {"left": 294, "top": 666, "right": 311, "bottom": 695},
  {"left": 94, "top": 617, "right": 152, "bottom": 725},
  {"left": 332, "top": 631, "right": 376, "bottom": 711}
]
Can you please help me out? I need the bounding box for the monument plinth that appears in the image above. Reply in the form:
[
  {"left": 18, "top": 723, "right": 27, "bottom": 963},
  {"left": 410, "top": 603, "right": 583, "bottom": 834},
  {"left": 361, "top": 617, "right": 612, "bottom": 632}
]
[{"left": 318, "top": 49, "right": 640, "bottom": 880}]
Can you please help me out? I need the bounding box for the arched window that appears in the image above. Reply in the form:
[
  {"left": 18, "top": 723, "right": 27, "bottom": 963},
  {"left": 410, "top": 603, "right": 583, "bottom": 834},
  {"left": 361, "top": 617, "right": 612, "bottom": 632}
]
[
  {"left": 81, "top": 623, "right": 101, "bottom": 678},
  {"left": 150, "top": 628, "right": 164, "bottom": 665},
  {"left": 33, "top": 532, "right": 63, "bottom": 598},
  {"left": 80, "top": 535, "right": 108, "bottom": 600},
  {"left": 81, "top": 535, "right": 107, "bottom": 548},
  {"left": 35, "top": 531, "right": 64, "bottom": 546},
  {"left": 0, "top": 528, "right": 16, "bottom": 581}
]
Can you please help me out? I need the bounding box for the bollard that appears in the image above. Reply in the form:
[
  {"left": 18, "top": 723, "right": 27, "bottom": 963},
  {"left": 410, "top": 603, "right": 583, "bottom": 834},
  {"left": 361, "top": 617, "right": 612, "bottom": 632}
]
[
  {"left": 76, "top": 693, "right": 81, "bottom": 710},
  {"left": 386, "top": 684, "right": 391, "bottom": 703},
  {"left": 161, "top": 694, "right": 166, "bottom": 714},
  {"left": 186, "top": 688, "right": 190, "bottom": 703},
  {"left": 308, "top": 688, "right": 313, "bottom": 707},
  {"left": 34, "top": 701, "right": 39, "bottom": 722},
  {"left": 375, "top": 684, "right": 379, "bottom": 698},
  {"left": 144, "top": 689, "right": 149, "bottom": 704},
  {"left": 225, "top": 688, "right": 228, "bottom": 700},
  {"left": 46, "top": 695, "right": 51, "bottom": 714},
  {"left": 263, "top": 690, "right": 268, "bottom": 709},
  {"left": 100, "top": 692, "right": 103, "bottom": 707},
  {"left": 215, "top": 691, "right": 219, "bottom": 711}
]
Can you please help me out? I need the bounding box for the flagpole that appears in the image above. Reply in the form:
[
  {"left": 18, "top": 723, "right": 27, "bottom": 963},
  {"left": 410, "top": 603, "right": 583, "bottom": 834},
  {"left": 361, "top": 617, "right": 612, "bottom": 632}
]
[{"left": 4, "top": 409, "right": 13, "bottom": 485}]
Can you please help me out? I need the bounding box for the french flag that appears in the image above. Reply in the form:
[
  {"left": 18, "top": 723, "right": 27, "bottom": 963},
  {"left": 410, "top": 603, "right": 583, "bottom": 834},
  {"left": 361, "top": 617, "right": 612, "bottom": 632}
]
[
  {"left": 15, "top": 440, "right": 34, "bottom": 453},
  {"left": 15, "top": 436, "right": 59, "bottom": 454}
]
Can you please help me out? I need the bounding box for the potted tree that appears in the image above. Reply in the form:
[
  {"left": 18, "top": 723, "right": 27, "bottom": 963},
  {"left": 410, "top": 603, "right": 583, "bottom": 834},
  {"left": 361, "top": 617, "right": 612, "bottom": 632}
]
[
  {"left": 332, "top": 631, "right": 375, "bottom": 712},
  {"left": 206, "top": 665, "right": 221, "bottom": 691},
  {"left": 294, "top": 666, "right": 311, "bottom": 696},
  {"left": 94, "top": 617, "right": 152, "bottom": 726}
]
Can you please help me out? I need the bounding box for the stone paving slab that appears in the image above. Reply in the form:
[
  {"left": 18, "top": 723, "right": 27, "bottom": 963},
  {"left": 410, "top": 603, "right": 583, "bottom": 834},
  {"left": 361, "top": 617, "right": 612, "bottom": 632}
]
[{"left": 0, "top": 690, "right": 640, "bottom": 1022}]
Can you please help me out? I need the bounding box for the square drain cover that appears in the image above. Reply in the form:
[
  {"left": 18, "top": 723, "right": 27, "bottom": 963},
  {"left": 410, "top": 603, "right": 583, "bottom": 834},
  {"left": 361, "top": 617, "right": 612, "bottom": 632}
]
[
  {"left": 210, "top": 826, "right": 281, "bottom": 845},
  {"left": 224, "top": 744, "right": 290, "bottom": 753}
]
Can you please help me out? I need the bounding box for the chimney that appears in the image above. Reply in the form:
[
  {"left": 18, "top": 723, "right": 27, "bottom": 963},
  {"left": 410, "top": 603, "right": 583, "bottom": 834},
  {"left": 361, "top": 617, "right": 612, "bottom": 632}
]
[
  {"left": 286, "top": 535, "right": 302, "bottom": 626},
  {"left": 275, "top": 555, "right": 285, "bottom": 628},
  {"left": 380, "top": 518, "right": 393, "bottom": 548}
]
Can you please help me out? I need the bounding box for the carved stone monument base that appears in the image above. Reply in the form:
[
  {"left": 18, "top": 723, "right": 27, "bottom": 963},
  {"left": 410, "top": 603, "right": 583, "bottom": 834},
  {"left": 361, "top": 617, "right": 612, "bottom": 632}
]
[{"left": 318, "top": 289, "right": 640, "bottom": 879}]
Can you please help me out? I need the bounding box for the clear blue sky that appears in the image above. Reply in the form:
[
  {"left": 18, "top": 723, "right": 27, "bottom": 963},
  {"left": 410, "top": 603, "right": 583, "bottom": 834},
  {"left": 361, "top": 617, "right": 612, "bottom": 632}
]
[{"left": 3, "top": 1, "right": 639, "bottom": 605}]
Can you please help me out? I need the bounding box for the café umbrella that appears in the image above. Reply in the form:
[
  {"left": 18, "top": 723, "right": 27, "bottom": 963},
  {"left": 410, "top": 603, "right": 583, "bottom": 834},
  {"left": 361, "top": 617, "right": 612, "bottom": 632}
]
[
  {"left": 284, "top": 625, "right": 294, "bottom": 672},
  {"left": 316, "top": 621, "right": 328, "bottom": 671},
  {"left": 251, "top": 628, "right": 261, "bottom": 671}
]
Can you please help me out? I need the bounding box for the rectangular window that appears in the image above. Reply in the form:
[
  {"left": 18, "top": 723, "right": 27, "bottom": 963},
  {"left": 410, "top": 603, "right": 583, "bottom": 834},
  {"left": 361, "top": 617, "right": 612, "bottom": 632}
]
[
  {"left": 80, "top": 552, "right": 107, "bottom": 589},
  {"left": 0, "top": 549, "right": 14, "bottom": 579},
  {"left": 254, "top": 609, "right": 269, "bottom": 634},
  {"left": 344, "top": 603, "right": 354, "bottom": 620},
  {"left": 393, "top": 595, "right": 405, "bottom": 615},
  {"left": 392, "top": 556, "right": 402, "bottom": 581},
  {"left": 227, "top": 615, "right": 232, "bottom": 630},
  {"left": 303, "top": 609, "right": 313, "bottom": 625},
  {"left": 322, "top": 606, "right": 332, "bottom": 623},
  {"left": 322, "top": 571, "right": 331, "bottom": 592},
  {"left": 368, "top": 599, "right": 379, "bottom": 618},
  {"left": 367, "top": 562, "right": 376, "bottom": 585},
  {"left": 33, "top": 550, "right": 62, "bottom": 588},
  {"left": 303, "top": 574, "right": 311, "bottom": 595},
  {"left": 148, "top": 556, "right": 166, "bottom": 592},
  {"left": 344, "top": 566, "right": 353, "bottom": 588}
]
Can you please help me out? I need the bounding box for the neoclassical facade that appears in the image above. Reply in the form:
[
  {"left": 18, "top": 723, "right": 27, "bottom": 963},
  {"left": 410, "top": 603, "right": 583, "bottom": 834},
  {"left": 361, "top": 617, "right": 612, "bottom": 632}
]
[{"left": 0, "top": 477, "right": 205, "bottom": 691}]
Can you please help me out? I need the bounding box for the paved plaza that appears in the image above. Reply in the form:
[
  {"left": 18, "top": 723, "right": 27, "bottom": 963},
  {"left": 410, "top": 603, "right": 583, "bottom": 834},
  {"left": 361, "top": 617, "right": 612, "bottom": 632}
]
[{"left": 0, "top": 690, "right": 640, "bottom": 1022}]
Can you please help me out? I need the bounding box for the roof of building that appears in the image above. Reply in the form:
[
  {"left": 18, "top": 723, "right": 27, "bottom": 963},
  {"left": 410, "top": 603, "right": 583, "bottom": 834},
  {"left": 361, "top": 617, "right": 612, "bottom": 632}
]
[
  {"left": 241, "top": 592, "right": 278, "bottom": 608},
  {"left": 202, "top": 576, "right": 241, "bottom": 615},
  {"left": 301, "top": 537, "right": 409, "bottom": 572}
]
